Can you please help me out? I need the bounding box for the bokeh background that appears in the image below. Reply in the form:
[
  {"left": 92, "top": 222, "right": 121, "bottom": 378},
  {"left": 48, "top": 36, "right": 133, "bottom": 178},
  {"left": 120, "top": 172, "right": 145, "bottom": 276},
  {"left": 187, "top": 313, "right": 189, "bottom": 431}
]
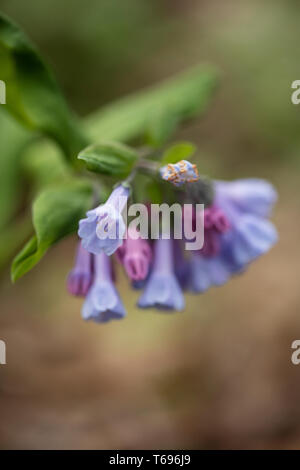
[{"left": 1, "top": 0, "right": 300, "bottom": 449}]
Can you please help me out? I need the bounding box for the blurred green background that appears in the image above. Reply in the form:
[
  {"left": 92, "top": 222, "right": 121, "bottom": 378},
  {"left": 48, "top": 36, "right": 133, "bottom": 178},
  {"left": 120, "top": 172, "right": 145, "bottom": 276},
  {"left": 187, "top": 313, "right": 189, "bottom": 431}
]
[{"left": 0, "top": 0, "right": 300, "bottom": 449}]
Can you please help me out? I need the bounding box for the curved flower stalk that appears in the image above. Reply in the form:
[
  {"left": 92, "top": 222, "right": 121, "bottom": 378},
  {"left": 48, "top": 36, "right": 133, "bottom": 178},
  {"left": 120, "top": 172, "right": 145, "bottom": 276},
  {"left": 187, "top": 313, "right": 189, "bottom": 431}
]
[
  {"left": 188, "top": 178, "right": 278, "bottom": 293},
  {"left": 82, "top": 252, "right": 126, "bottom": 323},
  {"left": 160, "top": 160, "right": 199, "bottom": 187},
  {"left": 78, "top": 184, "right": 130, "bottom": 256},
  {"left": 67, "top": 241, "right": 93, "bottom": 296},
  {"left": 138, "top": 237, "right": 185, "bottom": 311},
  {"left": 116, "top": 227, "right": 152, "bottom": 281},
  {"left": 173, "top": 239, "right": 190, "bottom": 289}
]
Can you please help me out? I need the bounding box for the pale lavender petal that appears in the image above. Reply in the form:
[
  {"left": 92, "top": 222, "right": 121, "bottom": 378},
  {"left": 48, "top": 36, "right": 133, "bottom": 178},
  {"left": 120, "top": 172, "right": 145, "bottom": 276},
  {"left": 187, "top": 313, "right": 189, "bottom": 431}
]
[
  {"left": 78, "top": 185, "right": 129, "bottom": 256},
  {"left": 225, "top": 214, "right": 278, "bottom": 266},
  {"left": 188, "top": 253, "right": 232, "bottom": 293},
  {"left": 215, "top": 178, "right": 277, "bottom": 217}
]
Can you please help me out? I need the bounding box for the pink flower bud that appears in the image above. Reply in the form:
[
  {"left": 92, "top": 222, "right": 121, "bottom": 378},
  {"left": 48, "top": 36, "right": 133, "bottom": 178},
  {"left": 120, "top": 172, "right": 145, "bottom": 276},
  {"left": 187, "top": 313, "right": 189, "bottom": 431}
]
[{"left": 117, "top": 227, "right": 152, "bottom": 281}]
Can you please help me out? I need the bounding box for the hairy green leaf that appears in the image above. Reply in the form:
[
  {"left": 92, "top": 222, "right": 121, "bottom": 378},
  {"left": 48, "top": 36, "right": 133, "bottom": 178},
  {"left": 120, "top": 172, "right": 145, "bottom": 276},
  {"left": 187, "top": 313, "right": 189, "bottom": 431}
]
[
  {"left": 11, "top": 180, "right": 93, "bottom": 281},
  {"left": 78, "top": 141, "right": 138, "bottom": 176},
  {"left": 0, "top": 13, "right": 87, "bottom": 160}
]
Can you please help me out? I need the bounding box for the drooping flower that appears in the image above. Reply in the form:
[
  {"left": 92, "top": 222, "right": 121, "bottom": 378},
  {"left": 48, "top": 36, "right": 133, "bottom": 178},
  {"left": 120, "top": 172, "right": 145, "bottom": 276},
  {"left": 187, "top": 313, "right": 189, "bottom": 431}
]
[
  {"left": 188, "top": 178, "right": 278, "bottom": 293},
  {"left": 138, "top": 237, "right": 185, "bottom": 311},
  {"left": 82, "top": 252, "right": 126, "bottom": 323},
  {"left": 160, "top": 160, "right": 199, "bottom": 187},
  {"left": 116, "top": 226, "right": 152, "bottom": 281},
  {"left": 67, "top": 241, "right": 93, "bottom": 296},
  {"left": 78, "top": 184, "right": 130, "bottom": 256},
  {"left": 215, "top": 178, "right": 278, "bottom": 268}
]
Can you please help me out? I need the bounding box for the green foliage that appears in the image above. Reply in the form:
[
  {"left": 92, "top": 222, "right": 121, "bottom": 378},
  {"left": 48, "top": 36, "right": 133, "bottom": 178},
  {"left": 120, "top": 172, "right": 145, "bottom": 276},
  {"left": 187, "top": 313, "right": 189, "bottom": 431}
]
[
  {"left": 0, "top": 13, "right": 87, "bottom": 160},
  {"left": 145, "top": 110, "right": 179, "bottom": 148},
  {"left": 78, "top": 141, "right": 138, "bottom": 177},
  {"left": 22, "top": 140, "right": 72, "bottom": 191},
  {"left": 86, "top": 65, "right": 219, "bottom": 143},
  {"left": 161, "top": 142, "right": 196, "bottom": 165},
  {"left": 11, "top": 180, "right": 93, "bottom": 281},
  {"left": 0, "top": 213, "right": 32, "bottom": 272},
  {"left": 0, "top": 110, "right": 31, "bottom": 229},
  {"left": 0, "top": 13, "right": 219, "bottom": 280}
]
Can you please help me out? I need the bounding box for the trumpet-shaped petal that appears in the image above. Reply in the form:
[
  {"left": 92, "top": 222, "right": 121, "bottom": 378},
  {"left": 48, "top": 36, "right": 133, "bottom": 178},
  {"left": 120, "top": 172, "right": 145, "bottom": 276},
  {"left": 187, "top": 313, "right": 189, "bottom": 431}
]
[
  {"left": 138, "top": 274, "right": 185, "bottom": 311},
  {"left": 82, "top": 281, "right": 126, "bottom": 323},
  {"left": 67, "top": 242, "right": 92, "bottom": 296},
  {"left": 138, "top": 238, "right": 184, "bottom": 311},
  {"left": 82, "top": 252, "right": 126, "bottom": 323},
  {"left": 78, "top": 185, "right": 129, "bottom": 256}
]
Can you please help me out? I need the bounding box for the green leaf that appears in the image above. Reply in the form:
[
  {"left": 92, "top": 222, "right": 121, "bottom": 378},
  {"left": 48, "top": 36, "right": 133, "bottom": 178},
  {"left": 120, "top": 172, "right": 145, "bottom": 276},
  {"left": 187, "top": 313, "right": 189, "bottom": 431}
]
[
  {"left": 0, "top": 109, "right": 31, "bottom": 230},
  {"left": 22, "top": 139, "right": 72, "bottom": 191},
  {"left": 86, "top": 65, "right": 219, "bottom": 143},
  {"left": 11, "top": 180, "right": 93, "bottom": 281},
  {"left": 78, "top": 141, "right": 138, "bottom": 176},
  {"left": 145, "top": 110, "right": 179, "bottom": 148},
  {"left": 0, "top": 13, "right": 87, "bottom": 160},
  {"left": 161, "top": 141, "right": 196, "bottom": 165}
]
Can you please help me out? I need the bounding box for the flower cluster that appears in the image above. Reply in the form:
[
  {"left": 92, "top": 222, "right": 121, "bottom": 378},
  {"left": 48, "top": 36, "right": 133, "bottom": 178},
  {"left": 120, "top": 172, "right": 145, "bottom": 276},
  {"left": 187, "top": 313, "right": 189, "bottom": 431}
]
[
  {"left": 67, "top": 162, "right": 278, "bottom": 323},
  {"left": 188, "top": 178, "right": 277, "bottom": 292}
]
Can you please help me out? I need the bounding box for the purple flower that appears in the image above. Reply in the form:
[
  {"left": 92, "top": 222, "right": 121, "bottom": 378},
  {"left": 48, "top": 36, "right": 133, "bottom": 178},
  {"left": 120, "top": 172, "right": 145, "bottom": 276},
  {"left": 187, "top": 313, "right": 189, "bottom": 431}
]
[
  {"left": 138, "top": 238, "right": 185, "bottom": 311},
  {"left": 116, "top": 227, "right": 152, "bottom": 281},
  {"left": 67, "top": 241, "right": 92, "bottom": 296},
  {"left": 188, "top": 178, "right": 278, "bottom": 293},
  {"left": 78, "top": 185, "right": 129, "bottom": 256},
  {"left": 160, "top": 160, "right": 199, "bottom": 187},
  {"left": 215, "top": 178, "right": 278, "bottom": 266},
  {"left": 82, "top": 252, "right": 126, "bottom": 323}
]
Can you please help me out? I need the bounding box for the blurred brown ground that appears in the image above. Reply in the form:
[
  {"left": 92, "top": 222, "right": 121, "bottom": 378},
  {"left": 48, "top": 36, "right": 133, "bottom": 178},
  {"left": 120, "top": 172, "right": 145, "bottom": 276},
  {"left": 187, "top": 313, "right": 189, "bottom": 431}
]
[
  {"left": 0, "top": 172, "right": 299, "bottom": 450},
  {"left": 1, "top": 0, "right": 300, "bottom": 449}
]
